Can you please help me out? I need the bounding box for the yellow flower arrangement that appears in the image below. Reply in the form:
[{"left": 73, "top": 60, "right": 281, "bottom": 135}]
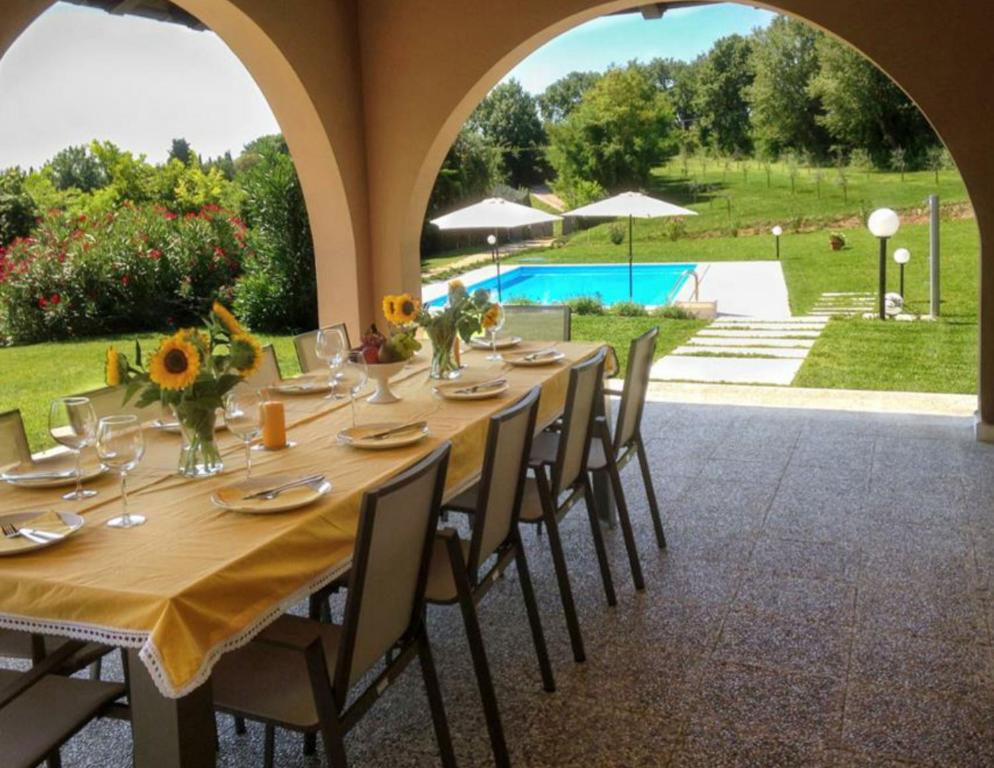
[
  {"left": 229, "top": 333, "right": 263, "bottom": 377},
  {"left": 212, "top": 301, "right": 243, "bottom": 336},
  {"left": 481, "top": 304, "right": 502, "bottom": 330},
  {"left": 105, "top": 347, "right": 121, "bottom": 386},
  {"left": 148, "top": 335, "right": 201, "bottom": 391}
]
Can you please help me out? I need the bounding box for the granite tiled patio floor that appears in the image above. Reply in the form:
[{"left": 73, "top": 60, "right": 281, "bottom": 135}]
[{"left": 43, "top": 401, "right": 994, "bottom": 766}]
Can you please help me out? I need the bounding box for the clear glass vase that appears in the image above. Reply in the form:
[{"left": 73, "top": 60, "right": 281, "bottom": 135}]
[
  {"left": 428, "top": 325, "right": 461, "bottom": 380},
  {"left": 173, "top": 406, "right": 224, "bottom": 478}
]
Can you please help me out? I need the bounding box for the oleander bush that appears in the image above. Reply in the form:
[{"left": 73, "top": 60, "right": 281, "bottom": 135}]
[
  {"left": 612, "top": 300, "right": 648, "bottom": 316},
  {"left": 566, "top": 295, "right": 606, "bottom": 315},
  {"left": 0, "top": 203, "right": 248, "bottom": 343}
]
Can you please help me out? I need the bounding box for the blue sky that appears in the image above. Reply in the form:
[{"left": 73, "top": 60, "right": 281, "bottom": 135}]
[
  {"left": 506, "top": 4, "right": 776, "bottom": 93},
  {"left": 0, "top": 2, "right": 775, "bottom": 169}
]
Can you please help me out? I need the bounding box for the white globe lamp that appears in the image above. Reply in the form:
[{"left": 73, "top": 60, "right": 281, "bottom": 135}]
[
  {"left": 867, "top": 208, "right": 901, "bottom": 319},
  {"left": 771, "top": 225, "right": 783, "bottom": 259},
  {"left": 894, "top": 247, "right": 911, "bottom": 300}
]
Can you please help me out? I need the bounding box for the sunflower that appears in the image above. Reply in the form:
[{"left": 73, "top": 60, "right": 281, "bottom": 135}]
[
  {"left": 105, "top": 346, "right": 121, "bottom": 386},
  {"left": 149, "top": 337, "right": 200, "bottom": 390},
  {"left": 382, "top": 295, "right": 398, "bottom": 324},
  {"left": 211, "top": 301, "right": 243, "bottom": 336},
  {"left": 177, "top": 327, "right": 210, "bottom": 354},
  {"left": 229, "top": 333, "right": 263, "bottom": 378},
  {"left": 481, "top": 304, "right": 502, "bottom": 330},
  {"left": 393, "top": 293, "right": 420, "bottom": 324}
]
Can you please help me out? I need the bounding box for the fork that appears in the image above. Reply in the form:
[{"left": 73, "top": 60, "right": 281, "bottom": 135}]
[{"left": 1, "top": 523, "right": 60, "bottom": 543}]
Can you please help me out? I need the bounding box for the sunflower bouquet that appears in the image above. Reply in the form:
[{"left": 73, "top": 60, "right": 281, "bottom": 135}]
[{"left": 104, "top": 302, "right": 263, "bottom": 477}]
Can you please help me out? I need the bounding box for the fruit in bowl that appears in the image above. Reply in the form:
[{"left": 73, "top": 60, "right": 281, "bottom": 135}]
[{"left": 357, "top": 324, "right": 420, "bottom": 365}]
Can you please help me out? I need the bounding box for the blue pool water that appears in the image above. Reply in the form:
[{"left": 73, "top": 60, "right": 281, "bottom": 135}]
[{"left": 428, "top": 264, "right": 696, "bottom": 307}]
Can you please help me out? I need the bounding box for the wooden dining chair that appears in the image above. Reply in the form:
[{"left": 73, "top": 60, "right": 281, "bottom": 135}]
[
  {"left": 502, "top": 304, "right": 571, "bottom": 341},
  {"left": 0, "top": 409, "right": 32, "bottom": 472},
  {"left": 293, "top": 323, "right": 351, "bottom": 374},
  {"left": 429, "top": 386, "right": 554, "bottom": 768},
  {"left": 211, "top": 443, "right": 456, "bottom": 768},
  {"left": 515, "top": 350, "right": 608, "bottom": 664},
  {"left": 0, "top": 640, "right": 126, "bottom": 768},
  {"left": 238, "top": 344, "right": 283, "bottom": 391}
]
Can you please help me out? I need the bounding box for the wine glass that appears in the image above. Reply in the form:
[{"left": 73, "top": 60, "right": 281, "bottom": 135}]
[
  {"left": 224, "top": 390, "right": 263, "bottom": 478},
  {"left": 337, "top": 351, "right": 368, "bottom": 428},
  {"left": 49, "top": 396, "right": 98, "bottom": 501},
  {"left": 315, "top": 327, "right": 347, "bottom": 399},
  {"left": 485, "top": 303, "right": 506, "bottom": 361},
  {"left": 95, "top": 415, "right": 146, "bottom": 529}
]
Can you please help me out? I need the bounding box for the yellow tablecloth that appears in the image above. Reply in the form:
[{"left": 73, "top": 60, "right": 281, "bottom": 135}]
[{"left": 0, "top": 342, "right": 604, "bottom": 698}]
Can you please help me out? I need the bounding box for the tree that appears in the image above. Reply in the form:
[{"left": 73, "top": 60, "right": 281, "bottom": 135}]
[
  {"left": 809, "top": 36, "right": 938, "bottom": 167},
  {"left": 46, "top": 145, "right": 107, "bottom": 192},
  {"left": 422, "top": 127, "right": 504, "bottom": 253},
  {"left": 692, "top": 35, "right": 755, "bottom": 155},
  {"left": 748, "top": 17, "right": 829, "bottom": 159},
  {"left": 537, "top": 71, "right": 600, "bottom": 123},
  {"left": 547, "top": 65, "right": 677, "bottom": 193},
  {"left": 168, "top": 138, "right": 195, "bottom": 166},
  {"left": 0, "top": 168, "right": 37, "bottom": 246},
  {"left": 234, "top": 139, "right": 317, "bottom": 333},
  {"left": 469, "top": 79, "right": 546, "bottom": 187}
]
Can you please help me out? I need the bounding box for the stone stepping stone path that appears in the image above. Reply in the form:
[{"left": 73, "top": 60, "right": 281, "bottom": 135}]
[
  {"left": 810, "top": 291, "right": 876, "bottom": 317},
  {"left": 650, "top": 316, "right": 828, "bottom": 386}
]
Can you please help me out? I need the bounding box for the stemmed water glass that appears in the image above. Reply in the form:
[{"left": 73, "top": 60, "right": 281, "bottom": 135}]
[
  {"left": 49, "top": 396, "right": 98, "bottom": 501},
  {"left": 485, "top": 303, "right": 506, "bottom": 361},
  {"left": 315, "top": 327, "right": 348, "bottom": 399},
  {"left": 338, "top": 351, "right": 368, "bottom": 428},
  {"left": 95, "top": 415, "right": 146, "bottom": 529},
  {"left": 224, "top": 390, "right": 263, "bottom": 478}
]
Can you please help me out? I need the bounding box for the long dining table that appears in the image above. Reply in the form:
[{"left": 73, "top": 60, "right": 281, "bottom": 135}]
[{"left": 0, "top": 340, "right": 607, "bottom": 767}]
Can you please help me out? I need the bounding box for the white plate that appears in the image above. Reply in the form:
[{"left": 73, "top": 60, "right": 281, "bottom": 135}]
[
  {"left": 434, "top": 379, "right": 509, "bottom": 401},
  {"left": 338, "top": 422, "right": 430, "bottom": 450},
  {"left": 211, "top": 475, "right": 332, "bottom": 514},
  {"left": 0, "top": 510, "right": 84, "bottom": 556},
  {"left": 468, "top": 335, "right": 522, "bottom": 350},
  {"left": 505, "top": 350, "right": 566, "bottom": 367},
  {"left": 2, "top": 463, "right": 104, "bottom": 489}
]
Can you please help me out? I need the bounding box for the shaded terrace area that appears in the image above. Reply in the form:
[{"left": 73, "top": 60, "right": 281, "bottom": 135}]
[{"left": 53, "top": 398, "right": 994, "bottom": 767}]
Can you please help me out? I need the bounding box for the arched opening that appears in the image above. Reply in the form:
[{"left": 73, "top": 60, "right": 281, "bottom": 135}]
[
  {"left": 0, "top": 0, "right": 366, "bottom": 336},
  {"left": 414, "top": 3, "right": 979, "bottom": 398}
]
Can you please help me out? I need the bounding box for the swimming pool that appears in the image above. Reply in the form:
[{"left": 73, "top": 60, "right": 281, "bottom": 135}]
[{"left": 426, "top": 264, "right": 696, "bottom": 307}]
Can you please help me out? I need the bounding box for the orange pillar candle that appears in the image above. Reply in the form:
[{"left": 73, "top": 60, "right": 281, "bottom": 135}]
[
  {"left": 261, "top": 400, "right": 287, "bottom": 450},
  {"left": 453, "top": 336, "right": 461, "bottom": 368}
]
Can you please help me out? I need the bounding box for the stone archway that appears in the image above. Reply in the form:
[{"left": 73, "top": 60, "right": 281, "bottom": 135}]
[
  {"left": 0, "top": 0, "right": 371, "bottom": 337},
  {"left": 358, "top": 0, "right": 994, "bottom": 429}
]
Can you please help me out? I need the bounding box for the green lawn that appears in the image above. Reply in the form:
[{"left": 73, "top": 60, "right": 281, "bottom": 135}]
[
  {"left": 0, "top": 334, "right": 301, "bottom": 453},
  {"left": 572, "top": 315, "right": 707, "bottom": 374},
  {"left": 507, "top": 213, "right": 980, "bottom": 394}
]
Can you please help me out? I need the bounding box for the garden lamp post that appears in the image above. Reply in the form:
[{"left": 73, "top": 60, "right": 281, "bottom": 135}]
[
  {"left": 771, "top": 225, "right": 783, "bottom": 260},
  {"left": 868, "top": 208, "right": 901, "bottom": 320},
  {"left": 894, "top": 247, "right": 911, "bottom": 300},
  {"left": 487, "top": 233, "right": 502, "bottom": 301}
]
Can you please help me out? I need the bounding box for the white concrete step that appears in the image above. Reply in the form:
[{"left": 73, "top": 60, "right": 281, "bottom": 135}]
[
  {"left": 698, "top": 329, "right": 821, "bottom": 339},
  {"left": 821, "top": 292, "right": 875, "bottom": 297},
  {"left": 672, "top": 345, "right": 809, "bottom": 359},
  {"left": 687, "top": 337, "right": 815, "bottom": 349},
  {"left": 650, "top": 356, "right": 803, "bottom": 386},
  {"left": 710, "top": 323, "right": 826, "bottom": 332},
  {"left": 714, "top": 316, "right": 827, "bottom": 324}
]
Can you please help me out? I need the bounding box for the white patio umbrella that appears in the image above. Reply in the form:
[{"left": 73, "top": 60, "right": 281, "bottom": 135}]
[
  {"left": 564, "top": 191, "right": 697, "bottom": 300},
  {"left": 431, "top": 197, "right": 562, "bottom": 300}
]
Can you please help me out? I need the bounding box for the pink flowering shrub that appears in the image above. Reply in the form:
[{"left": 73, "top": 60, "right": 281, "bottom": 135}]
[{"left": 0, "top": 204, "right": 248, "bottom": 343}]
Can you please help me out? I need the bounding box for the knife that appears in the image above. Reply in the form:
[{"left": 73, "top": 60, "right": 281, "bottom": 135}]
[
  {"left": 2, "top": 469, "right": 77, "bottom": 482},
  {"left": 242, "top": 474, "right": 326, "bottom": 500},
  {"left": 453, "top": 378, "right": 506, "bottom": 395},
  {"left": 365, "top": 421, "right": 428, "bottom": 440},
  {"left": 523, "top": 348, "right": 558, "bottom": 362}
]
